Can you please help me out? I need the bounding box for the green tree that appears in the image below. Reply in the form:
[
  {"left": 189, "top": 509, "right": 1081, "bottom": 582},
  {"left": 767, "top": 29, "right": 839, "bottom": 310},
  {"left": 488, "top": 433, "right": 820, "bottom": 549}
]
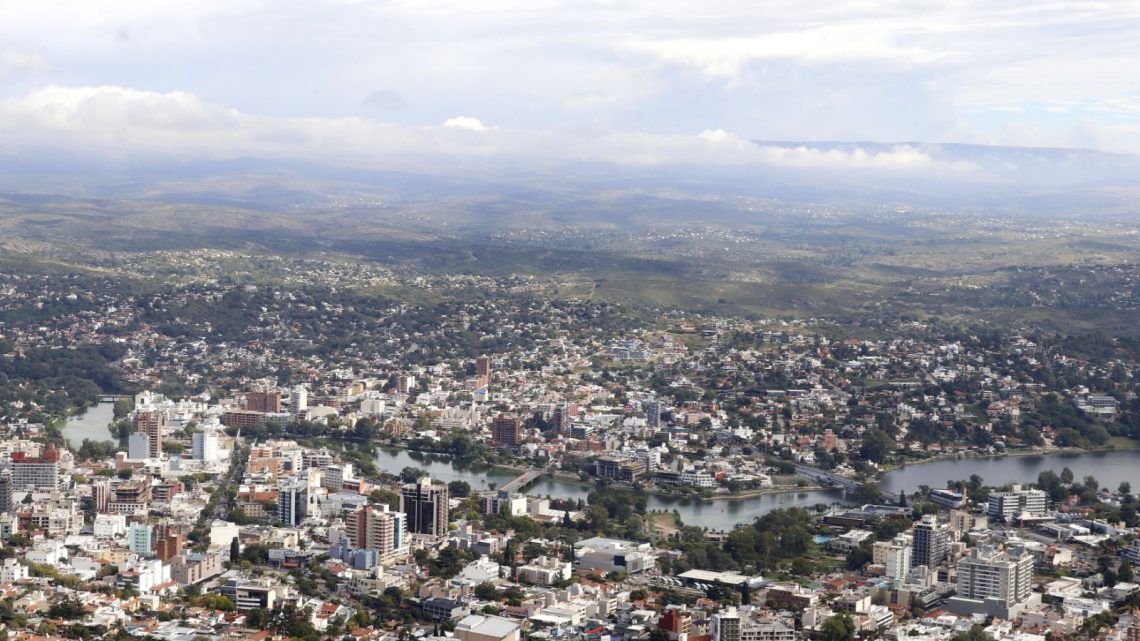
[
  {"left": 1061, "top": 467, "right": 1074, "bottom": 484},
  {"left": 1119, "top": 559, "right": 1133, "bottom": 584},
  {"left": 447, "top": 480, "right": 472, "bottom": 498},
  {"left": 245, "top": 608, "right": 269, "bottom": 629},
  {"left": 858, "top": 429, "right": 893, "bottom": 463},
  {"left": 951, "top": 624, "right": 994, "bottom": 641},
  {"left": 112, "top": 398, "right": 133, "bottom": 419},
  {"left": 818, "top": 613, "right": 856, "bottom": 641}
]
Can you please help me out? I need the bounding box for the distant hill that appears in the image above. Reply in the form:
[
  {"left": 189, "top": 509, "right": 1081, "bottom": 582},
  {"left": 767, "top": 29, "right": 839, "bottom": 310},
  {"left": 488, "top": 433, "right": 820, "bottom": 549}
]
[{"left": 1, "top": 140, "right": 1138, "bottom": 219}]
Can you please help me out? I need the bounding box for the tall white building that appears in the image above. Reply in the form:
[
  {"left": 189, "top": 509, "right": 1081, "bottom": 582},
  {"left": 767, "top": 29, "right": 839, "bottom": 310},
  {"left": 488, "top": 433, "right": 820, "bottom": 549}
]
[
  {"left": 128, "top": 433, "right": 151, "bottom": 460},
  {"left": 948, "top": 544, "right": 1036, "bottom": 619},
  {"left": 987, "top": 485, "right": 1048, "bottom": 522},
  {"left": 192, "top": 431, "right": 221, "bottom": 461},
  {"left": 880, "top": 538, "right": 907, "bottom": 579},
  {"left": 128, "top": 522, "right": 153, "bottom": 555},
  {"left": 290, "top": 386, "right": 309, "bottom": 413},
  {"left": 912, "top": 515, "right": 949, "bottom": 568}
]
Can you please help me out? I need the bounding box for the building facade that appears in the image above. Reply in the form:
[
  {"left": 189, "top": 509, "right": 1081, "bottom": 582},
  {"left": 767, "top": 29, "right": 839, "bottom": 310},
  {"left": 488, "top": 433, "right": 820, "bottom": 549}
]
[{"left": 401, "top": 476, "right": 449, "bottom": 538}]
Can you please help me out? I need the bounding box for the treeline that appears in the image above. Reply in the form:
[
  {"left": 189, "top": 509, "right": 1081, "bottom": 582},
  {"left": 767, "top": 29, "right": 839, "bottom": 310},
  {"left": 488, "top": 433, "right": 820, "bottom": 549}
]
[
  {"left": 0, "top": 343, "right": 126, "bottom": 421},
  {"left": 664, "top": 508, "right": 819, "bottom": 575}
]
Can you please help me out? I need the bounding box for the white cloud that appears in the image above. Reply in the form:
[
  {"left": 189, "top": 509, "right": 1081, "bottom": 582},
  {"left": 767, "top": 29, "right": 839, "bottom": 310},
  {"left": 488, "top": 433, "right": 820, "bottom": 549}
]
[
  {"left": 621, "top": 26, "right": 964, "bottom": 80},
  {"left": 442, "top": 116, "right": 489, "bottom": 131},
  {"left": 1, "top": 48, "right": 48, "bottom": 75},
  {"left": 1, "top": 0, "right": 1139, "bottom": 152},
  {"left": 0, "top": 84, "right": 986, "bottom": 175}
]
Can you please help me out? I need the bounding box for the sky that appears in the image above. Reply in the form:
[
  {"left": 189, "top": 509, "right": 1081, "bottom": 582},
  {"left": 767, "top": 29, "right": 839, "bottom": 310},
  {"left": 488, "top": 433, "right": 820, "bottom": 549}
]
[{"left": 1, "top": 0, "right": 1139, "bottom": 170}]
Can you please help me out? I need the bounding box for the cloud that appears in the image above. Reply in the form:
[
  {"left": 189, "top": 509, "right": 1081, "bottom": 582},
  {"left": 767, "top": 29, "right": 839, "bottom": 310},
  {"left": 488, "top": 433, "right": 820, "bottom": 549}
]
[
  {"left": 362, "top": 89, "right": 407, "bottom": 113},
  {"left": 1, "top": 48, "right": 49, "bottom": 75},
  {"left": 442, "top": 116, "right": 489, "bottom": 131},
  {"left": 1, "top": 0, "right": 1140, "bottom": 153},
  {"left": 621, "top": 27, "right": 963, "bottom": 80},
  {"left": 0, "top": 84, "right": 991, "bottom": 176}
]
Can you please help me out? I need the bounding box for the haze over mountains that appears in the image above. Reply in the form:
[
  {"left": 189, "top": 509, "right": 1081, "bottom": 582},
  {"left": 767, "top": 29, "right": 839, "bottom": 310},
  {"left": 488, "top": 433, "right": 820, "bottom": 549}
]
[{"left": 3, "top": 140, "right": 1139, "bottom": 220}]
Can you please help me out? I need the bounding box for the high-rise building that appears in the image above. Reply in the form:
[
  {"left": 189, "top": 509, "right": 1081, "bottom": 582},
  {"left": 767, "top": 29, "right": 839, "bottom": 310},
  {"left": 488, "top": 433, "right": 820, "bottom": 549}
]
[
  {"left": 0, "top": 470, "right": 11, "bottom": 515},
  {"left": 877, "top": 540, "right": 912, "bottom": 580},
  {"left": 128, "top": 522, "right": 153, "bottom": 555},
  {"left": 136, "top": 412, "right": 163, "bottom": 459},
  {"left": 912, "top": 515, "right": 949, "bottom": 568},
  {"left": 91, "top": 480, "right": 111, "bottom": 513},
  {"left": 345, "top": 504, "right": 408, "bottom": 564},
  {"left": 396, "top": 375, "right": 416, "bottom": 395},
  {"left": 154, "top": 528, "right": 186, "bottom": 561},
  {"left": 987, "top": 485, "right": 1048, "bottom": 522},
  {"left": 551, "top": 404, "right": 571, "bottom": 434},
  {"left": 128, "top": 432, "right": 151, "bottom": 460},
  {"left": 492, "top": 414, "right": 521, "bottom": 447},
  {"left": 949, "top": 544, "right": 1035, "bottom": 618},
  {"left": 245, "top": 390, "right": 282, "bottom": 413},
  {"left": 646, "top": 401, "right": 661, "bottom": 429},
  {"left": 192, "top": 431, "right": 220, "bottom": 461},
  {"left": 401, "top": 476, "right": 449, "bottom": 538},
  {"left": 475, "top": 356, "right": 491, "bottom": 387},
  {"left": 278, "top": 476, "right": 309, "bottom": 526},
  {"left": 290, "top": 386, "right": 309, "bottom": 414},
  {"left": 10, "top": 445, "right": 60, "bottom": 490},
  {"left": 710, "top": 608, "right": 741, "bottom": 641}
]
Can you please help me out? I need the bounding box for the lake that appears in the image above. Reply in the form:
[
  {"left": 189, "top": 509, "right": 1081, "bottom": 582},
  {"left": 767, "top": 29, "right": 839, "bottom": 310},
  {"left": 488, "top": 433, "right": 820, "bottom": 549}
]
[
  {"left": 374, "top": 444, "right": 1140, "bottom": 530},
  {"left": 59, "top": 401, "right": 117, "bottom": 447}
]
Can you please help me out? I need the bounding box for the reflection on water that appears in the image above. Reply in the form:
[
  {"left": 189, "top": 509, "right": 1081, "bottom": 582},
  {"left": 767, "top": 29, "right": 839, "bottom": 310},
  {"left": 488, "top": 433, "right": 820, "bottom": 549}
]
[
  {"left": 880, "top": 449, "right": 1140, "bottom": 494},
  {"left": 373, "top": 443, "right": 1140, "bottom": 530},
  {"left": 372, "top": 444, "right": 845, "bottom": 530},
  {"left": 59, "top": 402, "right": 117, "bottom": 446}
]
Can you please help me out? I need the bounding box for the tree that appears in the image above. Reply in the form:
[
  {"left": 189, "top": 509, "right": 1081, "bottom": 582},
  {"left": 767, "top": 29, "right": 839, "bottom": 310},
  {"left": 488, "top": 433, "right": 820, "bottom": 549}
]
[
  {"left": 818, "top": 613, "right": 856, "bottom": 641},
  {"left": 951, "top": 624, "right": 994, "bottom": 641},
  {"left": 1120, "top": 481, "right": 1132, "bottom": 496},
  {"left": 1119, "top": 559, "right": 1134, "bottom": 584},
  {"left": 447, "top": 480, "right": 472, "bottom": 498},
  {"left": 474, "top": 582, "right": 500, "bottom": 600},
  {"left": 190, "top": 594, "right": 235, "bottom": 611},
  {"left": 858, "top": 429, "right": 893, "bottom": 463},
  {"left": 229, "top": 536, "right": 240, "bottom": 563},
  {"left": 400, "top": 467, "right": 427, "bottom": 484},
  {"left": 1061, "top": 467, "right": 1074, "bottom": 484},
  {"left": 852, "top": 482, "right": 882, "bottom": 505},
  {"left": 112, "top": 398, "right": 133, "bottom": 419},
  {"left": 898, "top": 490, "right": 908, "bottom": 508},
  {"left": 245, "top": 608, "right": 270, "bottom": 629}
]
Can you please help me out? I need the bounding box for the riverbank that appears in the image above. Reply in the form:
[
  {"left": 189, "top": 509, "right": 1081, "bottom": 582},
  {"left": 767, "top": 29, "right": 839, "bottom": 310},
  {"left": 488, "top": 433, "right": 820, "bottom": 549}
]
[
  {"left": 878, "top": 443, "right": 1134, "bottom": 476},
  {"left": 644, "top": 483, "right": 827, "bottom": 502}
]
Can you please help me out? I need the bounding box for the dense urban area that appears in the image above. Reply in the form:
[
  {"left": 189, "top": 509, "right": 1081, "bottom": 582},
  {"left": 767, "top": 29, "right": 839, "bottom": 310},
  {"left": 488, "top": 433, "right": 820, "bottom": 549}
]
[{"left": 0, "top": 247, "right": 1139, "bottom": 641}]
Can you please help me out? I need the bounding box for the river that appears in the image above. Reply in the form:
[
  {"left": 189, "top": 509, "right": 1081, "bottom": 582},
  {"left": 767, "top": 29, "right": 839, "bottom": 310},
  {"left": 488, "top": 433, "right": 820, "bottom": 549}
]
[
  {"left": 880, "top": 449, "right": 1140, "bottom": 495},
  {"left": 372, "top": 446, "right": 846, "bottom": 530},
  {"left": 64, "top": 406, "right": 1138, "bottom": 531},
  {"left": 59, "top": 401, "right": 117, "bottom": 447},
  {"left": 372, "top": 445, "right": 1140, "bottom": 531}
]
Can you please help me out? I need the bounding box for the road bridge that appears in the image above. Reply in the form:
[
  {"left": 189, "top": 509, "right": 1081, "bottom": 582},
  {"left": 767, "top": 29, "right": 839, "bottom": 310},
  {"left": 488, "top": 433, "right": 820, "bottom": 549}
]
[
  {"left": 499, "top": 468, "right": 545, "bottom": 493},
  {"left": 793, "top": 463, "right": 860, "bottom": 492}
]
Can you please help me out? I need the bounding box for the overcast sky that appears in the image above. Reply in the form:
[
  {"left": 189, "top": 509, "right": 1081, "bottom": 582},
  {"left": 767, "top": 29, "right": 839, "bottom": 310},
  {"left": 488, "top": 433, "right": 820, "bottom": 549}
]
[{"left": 2, "top": 0, "right": 1139, "bottom": 169}]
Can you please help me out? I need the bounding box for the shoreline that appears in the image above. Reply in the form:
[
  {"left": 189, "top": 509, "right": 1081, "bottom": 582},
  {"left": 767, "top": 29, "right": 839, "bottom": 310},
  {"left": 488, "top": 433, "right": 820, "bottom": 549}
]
[
  {"left": 877, "top": 444, "right": 1140, "bottom": 481},
  {"left": 645, "top": 484, "right": 827, "bottom": 502}
]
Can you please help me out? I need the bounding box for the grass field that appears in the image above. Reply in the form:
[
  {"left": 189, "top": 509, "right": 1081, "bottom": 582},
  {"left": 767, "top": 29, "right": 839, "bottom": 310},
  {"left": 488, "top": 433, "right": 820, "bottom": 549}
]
[{"left": 1109, "top": 436, "right": 1140, "bottom": 449}]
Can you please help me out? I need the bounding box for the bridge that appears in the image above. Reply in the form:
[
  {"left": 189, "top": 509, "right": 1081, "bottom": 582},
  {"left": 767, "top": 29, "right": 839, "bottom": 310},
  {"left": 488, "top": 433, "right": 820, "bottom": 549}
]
[
  {"left": 98, "top": 395, "right": 131, "bottom": 402},
  {"left": 793, "top": 463, "right": 860, "bottom": 492},
  {"left": 499, "top": 468, "right": 545, "bottom": 493}
]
